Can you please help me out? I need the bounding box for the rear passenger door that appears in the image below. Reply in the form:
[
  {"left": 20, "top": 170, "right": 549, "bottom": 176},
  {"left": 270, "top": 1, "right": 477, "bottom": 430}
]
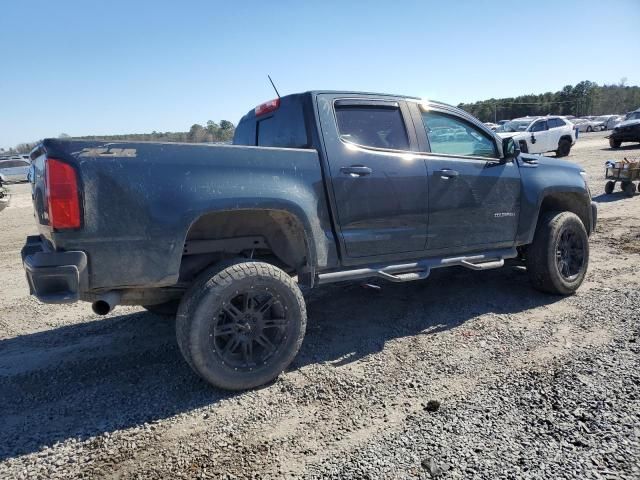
[
  {"left": 316, "top": 95, "right": 428, "bottom": 260},
  {"left": 410, "top": 103, "right": 521, "bottom": 253},
  {"left": 547, "top": 117, "right": 567, "bottom": 147}
]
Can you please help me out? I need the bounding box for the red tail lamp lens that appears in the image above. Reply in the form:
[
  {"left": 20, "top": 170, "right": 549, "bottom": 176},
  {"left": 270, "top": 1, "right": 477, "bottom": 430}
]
[{"left": 46, "top": 158, "right": 81, "bottom": 230}]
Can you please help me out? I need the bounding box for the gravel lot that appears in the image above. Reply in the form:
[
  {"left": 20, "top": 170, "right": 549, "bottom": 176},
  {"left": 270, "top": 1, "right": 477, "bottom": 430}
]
[{"left": 1, "top": 131, "right": 639, "bottom": 479}]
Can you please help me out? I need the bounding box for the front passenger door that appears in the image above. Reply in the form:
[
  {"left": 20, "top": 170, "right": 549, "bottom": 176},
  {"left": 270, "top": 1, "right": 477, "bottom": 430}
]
[{"left": 413, "top": 105, "right": 521, "bottom": 253}]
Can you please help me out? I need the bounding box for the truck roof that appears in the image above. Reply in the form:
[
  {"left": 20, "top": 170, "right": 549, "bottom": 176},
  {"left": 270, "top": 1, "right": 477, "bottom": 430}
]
[
  {"left": 305, "top": 90, "right": 421, "bottom": 100},
  {"left": 233, "top": 91, "right": 449, "bottom": 149}
]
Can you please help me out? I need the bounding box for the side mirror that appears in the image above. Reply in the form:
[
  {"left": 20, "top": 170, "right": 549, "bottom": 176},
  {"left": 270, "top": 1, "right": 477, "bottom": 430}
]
[{"left": 502, "top": 137, "right": 520, "bottom": 161}]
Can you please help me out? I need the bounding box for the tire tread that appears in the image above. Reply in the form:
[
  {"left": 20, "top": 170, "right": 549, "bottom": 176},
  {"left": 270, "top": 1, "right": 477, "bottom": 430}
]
[
  {"left": 176, "top": 259, "right": 306, "bottom": 390},
  {"left": 526, "top": 211, "right": 589, "bottom": 295}
]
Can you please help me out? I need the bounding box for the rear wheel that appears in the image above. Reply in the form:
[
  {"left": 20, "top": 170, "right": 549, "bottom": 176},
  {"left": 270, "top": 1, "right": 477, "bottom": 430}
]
[
  {"left": 624, "top": 182, "right": 636, "bottom": 197},
  {"left": 587, "top": 126, "right": 593, "bottom": 133},
  {"left": 556, "top": 139, "right": 571, "bottom": 157},
  {"left": 526, "top": 211, "right": 589, "bottom": 295},
  {"left": 604, "top": 181, "right": 615, "bottom": 194},
  {"left": 609, "top": 138, "right": 621, "bottom": 148},
  {"left": 176, "top": 260, "right": 306, "bottom": 390}
]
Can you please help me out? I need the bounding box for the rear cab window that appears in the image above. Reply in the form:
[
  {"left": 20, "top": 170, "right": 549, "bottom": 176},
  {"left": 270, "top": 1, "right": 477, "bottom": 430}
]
[{"left": 234, "top": 93, "right": 310, "bottom": 148}]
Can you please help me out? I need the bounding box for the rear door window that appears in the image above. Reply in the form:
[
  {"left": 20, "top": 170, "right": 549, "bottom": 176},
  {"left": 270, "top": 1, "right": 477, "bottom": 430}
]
[{"left": 335, "top": 105, "right": 409, "bottom": 151}]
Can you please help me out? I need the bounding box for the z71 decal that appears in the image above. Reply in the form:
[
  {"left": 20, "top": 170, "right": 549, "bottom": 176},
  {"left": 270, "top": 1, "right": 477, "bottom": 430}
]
[{"left": 78, "top": 148, "right": 137, "bottom": 158}]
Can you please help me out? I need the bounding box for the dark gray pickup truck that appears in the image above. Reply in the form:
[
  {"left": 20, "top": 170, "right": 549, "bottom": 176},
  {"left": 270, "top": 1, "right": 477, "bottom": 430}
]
[{"left": 23, "top": 91, "right": 597, "bottom": 390}]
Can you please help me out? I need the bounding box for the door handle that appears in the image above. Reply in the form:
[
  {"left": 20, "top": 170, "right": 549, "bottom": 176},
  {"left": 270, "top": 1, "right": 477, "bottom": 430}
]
[
  {"left": 435, "top": 169, "right": 459, "bottom": 179},
  {"left": 340, "top": 165, "right": 372, "bottom": 177}
]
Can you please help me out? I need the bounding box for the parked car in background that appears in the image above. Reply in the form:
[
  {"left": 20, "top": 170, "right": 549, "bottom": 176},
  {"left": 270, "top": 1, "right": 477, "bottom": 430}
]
[
  {"left": 608, "top": 109, "right": 640, "bottom": 148},
  {"left": 497, "top": 116, "right": 576, "bottom": 156},
  {"left": 594, "top": 115, "right": 620, "bottom": 130},
  {"left": 571, "top": 118, "right": 601, "bottom": 133},
  {"left": 0, "top": 158, "right": 30, "bottom": 183},
  {"left": 484, "top": 122, "right": 498, "bottom": 131},
  {"left": 607, "top": 115, "right": 625, "bottom": 130}
]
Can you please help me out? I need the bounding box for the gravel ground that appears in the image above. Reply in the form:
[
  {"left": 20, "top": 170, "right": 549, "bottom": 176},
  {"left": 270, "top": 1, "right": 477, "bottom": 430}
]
[{"left": 0, "top": 131, "right": 639, "bottom": 479}]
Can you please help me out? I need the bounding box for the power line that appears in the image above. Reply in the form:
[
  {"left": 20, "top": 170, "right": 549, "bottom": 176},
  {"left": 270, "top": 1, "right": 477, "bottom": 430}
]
[{"left": 499, "top": 100, "right": 576, "bottom": 105}]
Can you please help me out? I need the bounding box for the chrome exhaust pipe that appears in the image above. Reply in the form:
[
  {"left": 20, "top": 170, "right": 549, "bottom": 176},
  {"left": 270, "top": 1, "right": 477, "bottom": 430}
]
[{"left": 91, "top": 291, "right": 121, "bottom": 315}]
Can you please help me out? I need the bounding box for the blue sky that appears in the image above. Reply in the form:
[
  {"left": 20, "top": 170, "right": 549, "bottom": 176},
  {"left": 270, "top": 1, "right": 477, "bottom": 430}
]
[{"left": 1, "top": 0, "right": 639, "bottom": 149}]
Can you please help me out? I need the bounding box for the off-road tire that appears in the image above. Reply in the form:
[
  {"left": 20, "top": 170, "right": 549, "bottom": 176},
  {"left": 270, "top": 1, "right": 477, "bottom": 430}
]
[
  {"left": 604, "top": 180, "right": 615, "bottom": 194},
  {"left": 526, "top": 211, "right": 589, "bottom": 295},
  {"left": 556, "top": 139, "right": 571, "bottom": 157},
  {"left": 143, "top": 300, "right": 180, "bottom": 317},
  {"left": 176, "top": 260, "right": 306, "bottom": 390},
  {"left": 609, "top": 138, "right": 621, "bottom": 148},
  {"left": 624, "top": 182, "right": 636, "bottom": 197}
]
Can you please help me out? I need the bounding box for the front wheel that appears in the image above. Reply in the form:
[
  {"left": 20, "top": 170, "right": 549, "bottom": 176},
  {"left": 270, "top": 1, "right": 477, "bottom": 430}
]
[
  {"left": 176, "top": 260, "right": 307, "bottom": 390},
  {"left": 604, "top": 180, "right": 615, "bottom": 194},
  {"left": 526, "top": 211, "right": 589, "bottom": 295},
  {"left": 556, "top": 139, "right": 571, "bottom": 157},
  {"left": 587, "top": 126, "right": 593, "bottom": 133},
  {"left": 609, "top": 138, "right": 621, "bottom": 148}
]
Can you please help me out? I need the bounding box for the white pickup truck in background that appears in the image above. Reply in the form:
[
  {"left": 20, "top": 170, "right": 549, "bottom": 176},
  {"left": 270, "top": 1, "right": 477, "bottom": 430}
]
[{"left": 497, "top": 116, "right": 577, "bottom": 157}]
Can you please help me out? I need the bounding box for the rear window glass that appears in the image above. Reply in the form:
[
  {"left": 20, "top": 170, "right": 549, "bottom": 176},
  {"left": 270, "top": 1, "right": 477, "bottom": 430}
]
[
  {"left": 0, "top": 160, "right": 28, "bottom": 168},
  {"left": 257, "top": 117, "right": 278, "bottom": 147},
  {"left": 548, "top": 118, "right": 566, "bottom": 128},
  {"left": 235, "top": 93, "right": 310, "bottom": 148},
  {"left": 335, "top": 105, "right": 409, "bottom": 150}
]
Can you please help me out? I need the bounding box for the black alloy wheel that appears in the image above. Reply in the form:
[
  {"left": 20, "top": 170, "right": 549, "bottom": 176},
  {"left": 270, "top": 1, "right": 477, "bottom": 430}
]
[
  {"left": 555, "top": 228, "right": 585, "bottom": 281},
  {"left": 210, "top": 288, "right": 289, "bottom": 371}
]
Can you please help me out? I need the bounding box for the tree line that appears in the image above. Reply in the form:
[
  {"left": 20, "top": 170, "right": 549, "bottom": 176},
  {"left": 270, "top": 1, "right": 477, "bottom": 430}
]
[
  {"left": 458, "top": 80, "right": 640, "bottom": 123},
  {"left": 70, "top": 119, "right": 236, "bottom": 145},
  {"left": 4, "top": 80, "right": 640, "bottom": 154},
  {"left": 0, "top": 120, "right": 236, "bottom": 155}
]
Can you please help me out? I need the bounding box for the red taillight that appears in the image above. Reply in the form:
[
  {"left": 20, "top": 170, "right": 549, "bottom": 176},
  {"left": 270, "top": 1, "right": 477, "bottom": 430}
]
[
  {"left": 255, "top": 98, "right": 280, "bottom": 116},
  {"left": 45, "top": 158, "right": 81, "bottom": 230}
]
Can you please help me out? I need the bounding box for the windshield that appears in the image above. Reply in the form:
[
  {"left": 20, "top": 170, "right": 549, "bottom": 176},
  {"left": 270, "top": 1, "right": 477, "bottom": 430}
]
[
  {"left": 500, "top": 120, "right": 532, "bottom": 132},
  {"left": 626, "top": 112, "right": 640, "bottom": 121},
  {"left": 595, "top": 116, "right": 609, "bottom": 121}
]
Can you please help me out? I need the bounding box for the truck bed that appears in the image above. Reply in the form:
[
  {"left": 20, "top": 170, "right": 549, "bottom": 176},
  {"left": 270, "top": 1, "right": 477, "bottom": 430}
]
[{"left": 30, "top": 139, "right": 333, "bottom": 292}]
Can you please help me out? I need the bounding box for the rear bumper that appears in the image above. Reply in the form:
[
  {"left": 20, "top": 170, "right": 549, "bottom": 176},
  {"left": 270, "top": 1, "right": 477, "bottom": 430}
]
[
  {"left": 21, "top": 235, "right": 87, "bottom": 304},
  {"left": 590, "top": 201, "right": 597, "bottom": 235}
]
